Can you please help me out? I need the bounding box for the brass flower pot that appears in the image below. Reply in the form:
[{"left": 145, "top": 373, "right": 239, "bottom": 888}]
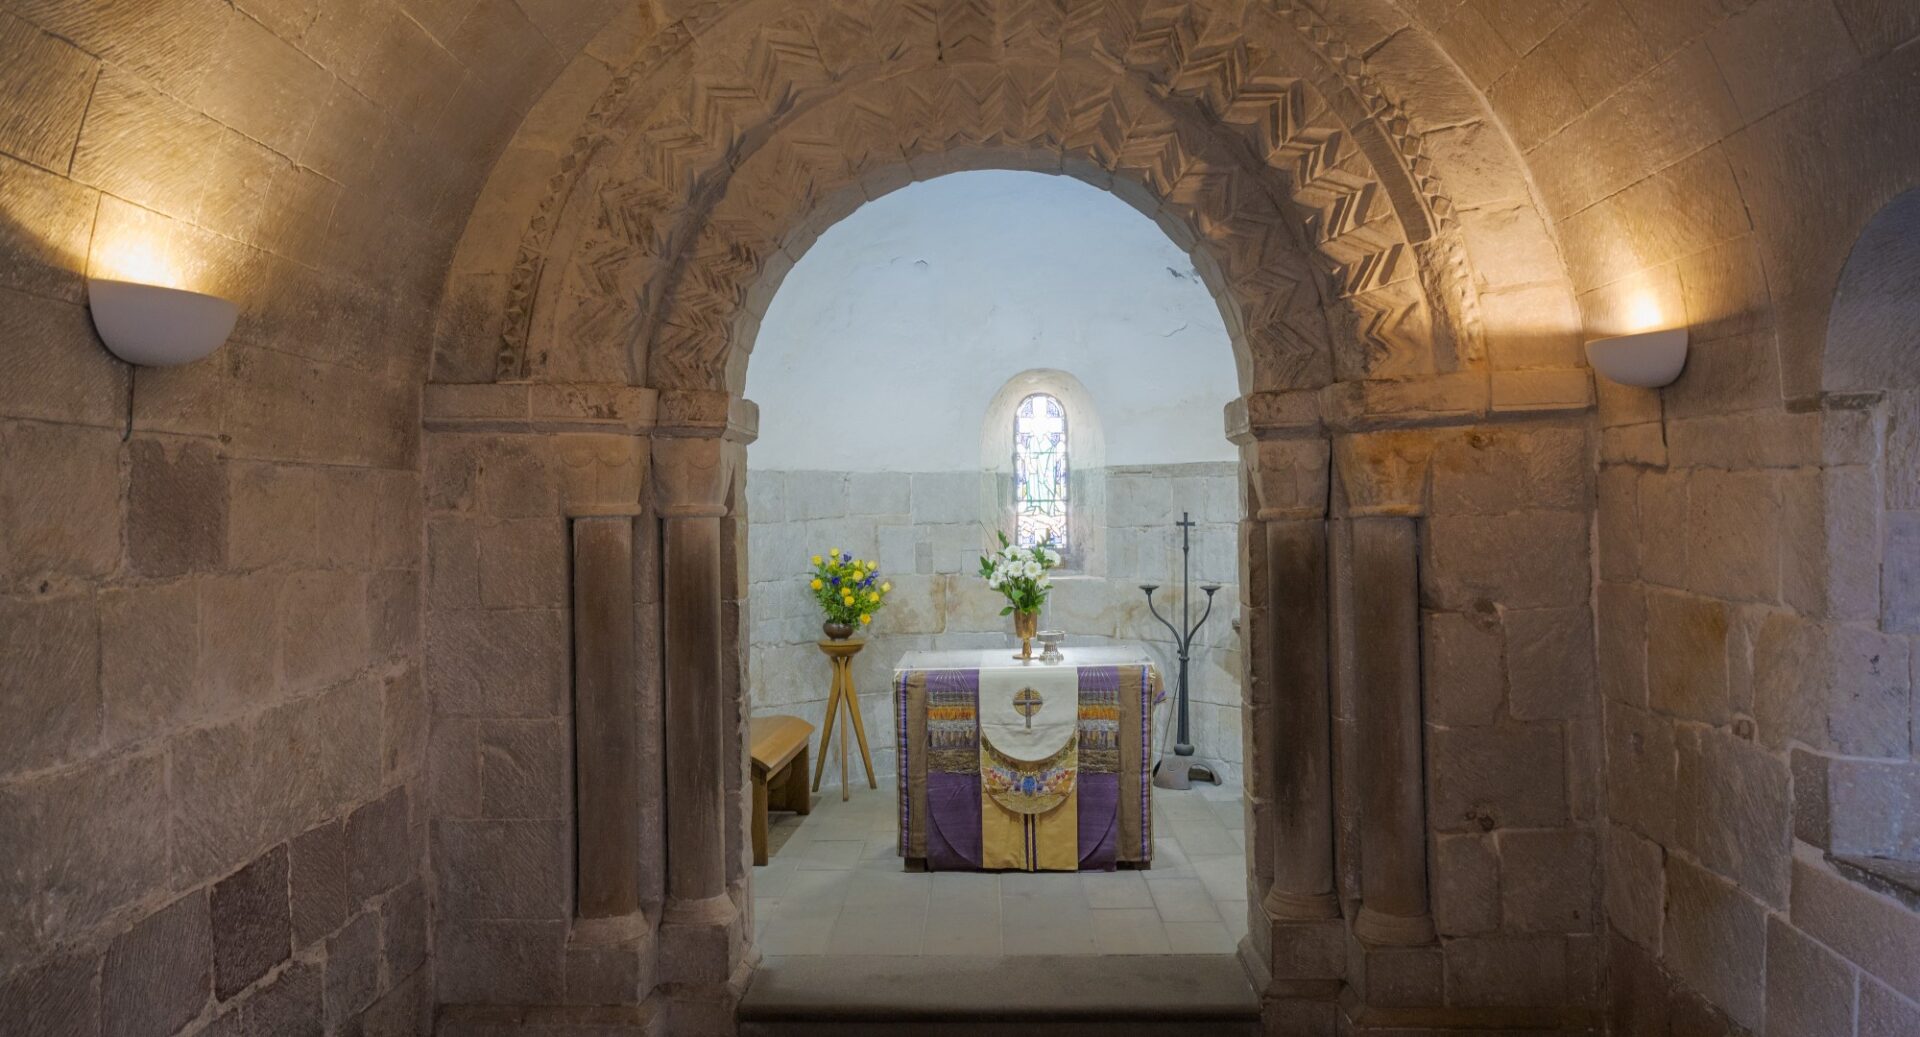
[
  {"left": 823, "top": 620, "right": 855, "bottom": 641},
  {"left": 1012, "top": 610, "right": 1039, "bottom": 661}
]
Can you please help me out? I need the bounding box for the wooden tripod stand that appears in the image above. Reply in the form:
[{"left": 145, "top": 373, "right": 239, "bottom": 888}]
[{"left": 811, "top": 639, "right": 877, "bottom": 801}]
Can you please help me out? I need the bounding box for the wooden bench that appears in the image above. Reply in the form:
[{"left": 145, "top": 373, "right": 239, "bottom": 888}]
[{"left": 750, "top": 715, "right": 815, "bottom": 866}]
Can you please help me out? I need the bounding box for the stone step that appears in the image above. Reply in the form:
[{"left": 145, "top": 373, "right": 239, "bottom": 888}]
[{"left": 738, "top": 954, "right": 1262, "bottom": 1037}]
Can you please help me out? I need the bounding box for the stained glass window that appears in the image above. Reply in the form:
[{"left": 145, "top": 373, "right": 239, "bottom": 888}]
[{"left": 1013, "top": 393, "right": 1069, "bottom": 552}]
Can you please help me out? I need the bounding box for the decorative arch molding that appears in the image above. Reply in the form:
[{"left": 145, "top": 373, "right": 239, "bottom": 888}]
[{"left": 437, "top": 0, "right": 1571, "bottom": 397}]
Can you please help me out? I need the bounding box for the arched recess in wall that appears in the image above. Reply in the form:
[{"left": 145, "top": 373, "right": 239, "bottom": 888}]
[
  {"left": 1823, "top": 189, "right": 1920, "bottom": 396},
  {"left": 1798, "top": 187, "right": 1920, "bottom": 867}
]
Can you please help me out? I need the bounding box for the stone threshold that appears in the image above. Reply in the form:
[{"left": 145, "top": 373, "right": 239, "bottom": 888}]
[{"left": 740, "top": 953, "right": 1260, "bottom": 1026}]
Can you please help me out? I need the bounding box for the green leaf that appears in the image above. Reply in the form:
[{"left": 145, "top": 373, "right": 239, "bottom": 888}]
[{"left": 999, "top": 606, "right": 1013, "bottom": 616}]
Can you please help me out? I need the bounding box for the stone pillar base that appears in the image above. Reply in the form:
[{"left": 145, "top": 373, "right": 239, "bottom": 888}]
[
  {"left": 1264, "top": 916, "right": 1346, "bottom": 982},
  {"left": 657, "top": 896, "right": 742, "bottom": 988},
  {"left": 1262, "top": 996, "right": 1339, "bottom": 1037},
  {"left": 565, "top": 914, "right": 657, "bottom": 1006},
  {"left": 1262, "top": 886, "right": 1340, "bottom": 921},
  {"left": 1351, "top": 905, "right": 1435, "bottom": 946},
  {"left": 659, "top": 950, "right": 757, "bottom": 1036}
]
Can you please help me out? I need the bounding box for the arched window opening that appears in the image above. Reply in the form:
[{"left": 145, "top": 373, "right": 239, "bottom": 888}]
[{"left": 1013, "top": 392, "right": 1069, "bottom": 553}]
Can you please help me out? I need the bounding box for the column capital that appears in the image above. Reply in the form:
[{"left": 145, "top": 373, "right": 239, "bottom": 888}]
[
  {"left": 651, "top": 436, "right": 735, "bottom": 518},
  {"left": 1333, "top": 431, "right": 1434, "bottom": 518},
  {"left": 1245, "top": 438, "right": 1330, "bottom": 520},
  {"left": 655, "top": 390, "right": 759, "bottom": 444}
]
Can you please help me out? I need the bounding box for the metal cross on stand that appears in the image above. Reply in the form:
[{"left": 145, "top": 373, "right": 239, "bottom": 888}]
[{"left": 1142, "top": 511, "right": 1224, "bottom": 790}]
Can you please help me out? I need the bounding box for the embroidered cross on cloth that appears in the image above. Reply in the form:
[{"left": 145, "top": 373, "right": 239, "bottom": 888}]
[{"left": 1012, "top": 686, "right": 1043, "bottom": 729}]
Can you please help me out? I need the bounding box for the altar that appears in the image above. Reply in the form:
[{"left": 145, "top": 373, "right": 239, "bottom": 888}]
[{"left": 893, "top": 646, "right": 1160, "bottom": 871}]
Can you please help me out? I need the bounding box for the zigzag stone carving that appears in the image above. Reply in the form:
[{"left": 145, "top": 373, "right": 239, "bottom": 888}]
[{"left": 496, "top": 0, "right": 1483, "bottom": 395}]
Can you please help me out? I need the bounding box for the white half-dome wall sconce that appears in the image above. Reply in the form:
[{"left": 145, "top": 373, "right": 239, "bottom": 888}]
[
  {"left": 86, "top": 278, "right": 238, "bottom": 367},
  {"left": 1585, "top": 327, "right": 1689, "bottom": 389}
]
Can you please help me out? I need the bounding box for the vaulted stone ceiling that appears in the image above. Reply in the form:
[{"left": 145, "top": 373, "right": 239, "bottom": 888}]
[{"left": 9, "top": 0, "right": 1910, "bottom": 403}]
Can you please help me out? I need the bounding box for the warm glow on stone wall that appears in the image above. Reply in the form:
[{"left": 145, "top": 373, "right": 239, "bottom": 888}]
[
  {"left": 85, "top": 197, "right": 200, "bottom": 292},
  {"left": 91, "top": 237, "right": 177, "bottom": 288},
  {"left": 1624, "top": 293, "right": 1666, "bottom": 333}
]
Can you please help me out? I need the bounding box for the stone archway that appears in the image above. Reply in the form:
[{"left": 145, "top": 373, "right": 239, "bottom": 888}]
[{"left": 421, "top": 2, "right": 1600, "bottom": 1032}]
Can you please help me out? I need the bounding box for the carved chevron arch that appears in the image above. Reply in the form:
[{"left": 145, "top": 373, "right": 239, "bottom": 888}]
[
  {"left": 639, "top": 63, "right": 1352, "bottom": 394},
  {"left": 463, "top": 0, "right": 1514, "bottom": 387}
]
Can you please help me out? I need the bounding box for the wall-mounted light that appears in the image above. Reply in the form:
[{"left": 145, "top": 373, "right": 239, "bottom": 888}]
[
  {"left": 1585, "top": 327, "right": 1689, "bottom": 388},
  {"left": 1585, "top": 294, "right": 1688, "bottom": 388},
  {"left": 86, "top": 278, "right": 237, "bottom": 367}
]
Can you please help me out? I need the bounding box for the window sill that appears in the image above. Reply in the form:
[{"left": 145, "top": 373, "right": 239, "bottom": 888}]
[{"left": 1829, "top": 854, "right": 1920, "bottom": 912}]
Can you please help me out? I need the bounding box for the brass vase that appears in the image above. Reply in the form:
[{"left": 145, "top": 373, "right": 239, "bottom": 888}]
[
  {"left": 822, "top": 620, "right": 854, "bottom": 641},
  {"left": 1012, "top": 610, "right": 1039, "bottom": 661}
]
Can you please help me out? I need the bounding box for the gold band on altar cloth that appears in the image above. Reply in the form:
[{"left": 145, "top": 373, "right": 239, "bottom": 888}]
[{"left": 980, "top": 735, "right": 1080, "bottom": 870}]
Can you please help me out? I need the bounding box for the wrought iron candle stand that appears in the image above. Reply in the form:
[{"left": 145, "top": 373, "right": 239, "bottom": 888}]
[{"left": 1142, "top": 511, "right": 1223, "bottom": 790}]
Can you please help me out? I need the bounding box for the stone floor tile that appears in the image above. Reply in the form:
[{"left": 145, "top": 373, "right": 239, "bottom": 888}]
[
  {"left": 1192, "top": 854, "right": 1250, "bottom": 903},
  {"left": 923, "top": 911, "right": 1003, "bottom": 956},
  {"left": 1170, "top": 820, "right": 1240, "bottom": 856},
  {"left": 827, "top": 900, "right": 926, "bottom": 956},
  {"left": 773, "top": 871, "right": 853, "bottom": 921},
  {"left": 1164, "top": 920, "right": 1237, "bottom": 954},
  {"left": 1217, "top": 900, "right": 1250, "bottom": 942},
  {"left": 751, "top": 777, "right": 1251, "bottom": 962},
  {"left": 1001, "top": 898, "right": 1097, "bottom": 955},
  {"left": 1089, "top": 908, "right": 1172, "bottom": 954},
  {"left": 754, "top": 861, "right": 800, "bottom": 899},
  {"left": 1147, "top": 878, "right": 1221, "bottom": 922},
  {"left": 1082, "top": 870, "right": 1155, "bottom": 909},
  {"left": 760, "top": 916, "right": 835, "bottom": 956},
  {"left": 796, "top": 839, "right": 865, "bottom": 871}
]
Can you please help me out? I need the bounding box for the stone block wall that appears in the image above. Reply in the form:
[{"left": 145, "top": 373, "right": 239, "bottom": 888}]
[
  {"left": 745, "top": 462, "right": 1242, "bottom": 780},
  {"left": 1403, "top": 0, "right": 1920, "bottom": 1031},
  {"left": 0, "top": 0, "right": 661, "bottom": 1030},
  {"left": 418, "top": 412, "right": 660, "bottom": 1016},
  {"left": 1296, "top": 419, "right": 1606, "bottom": 1025},
  {"left": 0, "top": 3, "right": 449, "bottom": 1033}
]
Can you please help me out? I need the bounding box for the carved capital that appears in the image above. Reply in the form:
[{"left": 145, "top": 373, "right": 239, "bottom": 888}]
[
  {"left": 1246, "top": 438, "right": 1330, "bottom": 520},
  {"left": 1333, "top": 431, "right": 1435, "bottom": 518},
  {"left": 656, "top": 390, "right": 759, "bottom": 444},
  {"left": 651, "top": 436, "right": 735, "bottom": 518},
  {"left": 556, "top": 433, "right": 648, "bottom": 515},
  {"left": 1226, "top": 391, "right": 1324, "bottom": 444}
]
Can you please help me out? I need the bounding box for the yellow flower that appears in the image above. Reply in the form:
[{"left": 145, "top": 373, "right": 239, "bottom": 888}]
[
  {"left": 811, "top": 555, "right": 822, "bottom": 566},
  {"left": 881, "top": 582, "right": 892, "bottom": 592},
  {"left": 867, "top": 591, "right": 879, "bottom": 602},
  {"left": 842, "top": 594, "right": 855, "bottom": 605},
  {"left": 829, "top": 546, "right": 840, "bottom": 557},
  {"left": 811, "top": 578, "right": 823, "bottom": 590},
  {"left": 860, "top": 613, "right": 872, "bottom": 624}
]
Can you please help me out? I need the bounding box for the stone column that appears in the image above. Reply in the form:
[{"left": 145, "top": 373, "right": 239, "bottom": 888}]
[
  {"left": 652, "top": 434, "right": 740, "bottom": 979},
  {"left": 573, "top": 516, "right": 641, "bottom": 919},
  {"left": 1261, "top": 517, "right": 1338, "bottom": 921},
  {"left": 1349, "top": 515, "right": 1435, "bottom": 945}
]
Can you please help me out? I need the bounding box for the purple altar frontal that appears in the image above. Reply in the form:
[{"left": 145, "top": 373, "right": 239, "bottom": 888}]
[{"left": 893, "top": 647, "right": 1159, "bottom": 872}]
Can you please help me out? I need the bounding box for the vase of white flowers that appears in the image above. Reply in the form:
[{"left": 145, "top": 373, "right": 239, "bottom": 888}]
[{"left": 978, "top": 531, "right": 1062, "bottom": 661}]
